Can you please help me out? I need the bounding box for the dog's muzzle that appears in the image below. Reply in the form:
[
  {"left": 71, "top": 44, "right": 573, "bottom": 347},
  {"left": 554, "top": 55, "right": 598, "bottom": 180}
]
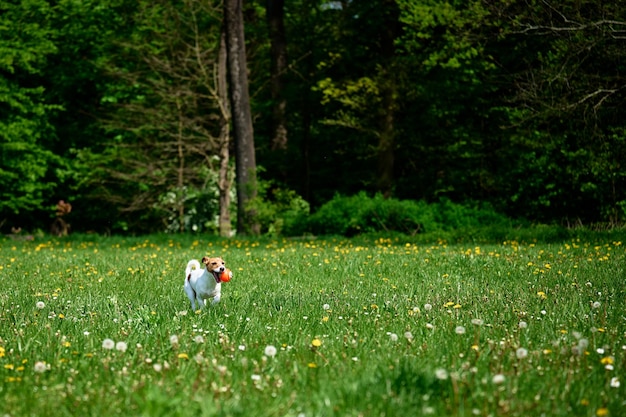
[{"left": 211, "top": 268, "right": 225, "bottom": 283}]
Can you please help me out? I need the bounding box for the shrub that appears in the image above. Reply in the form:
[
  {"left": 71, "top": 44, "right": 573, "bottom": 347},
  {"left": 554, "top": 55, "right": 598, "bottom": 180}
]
[{"left": 297, "top": 193, "right": 513, "bottom": 237}]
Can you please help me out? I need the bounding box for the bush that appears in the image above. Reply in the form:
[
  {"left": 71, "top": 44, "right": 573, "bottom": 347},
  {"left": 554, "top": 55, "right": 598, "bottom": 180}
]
[{"left": 296, "top": 193, "right": 513, "bottom": 237}]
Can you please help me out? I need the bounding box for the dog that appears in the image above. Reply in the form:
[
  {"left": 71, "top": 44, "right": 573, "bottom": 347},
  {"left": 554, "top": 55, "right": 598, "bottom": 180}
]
[{"left": 184, "top": 256, "right": 229, "bottom": 309}]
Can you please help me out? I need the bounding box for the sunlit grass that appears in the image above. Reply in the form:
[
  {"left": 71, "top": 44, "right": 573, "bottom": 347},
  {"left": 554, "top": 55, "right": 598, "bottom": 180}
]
[{"left": 0, "top": 235, "right": 624, "bottom": 416}]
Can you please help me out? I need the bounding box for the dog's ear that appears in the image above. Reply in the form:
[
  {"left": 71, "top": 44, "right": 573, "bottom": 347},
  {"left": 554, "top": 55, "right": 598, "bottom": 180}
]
[{"left": 201, "top": 256, "right": 210, "bottom": 265}]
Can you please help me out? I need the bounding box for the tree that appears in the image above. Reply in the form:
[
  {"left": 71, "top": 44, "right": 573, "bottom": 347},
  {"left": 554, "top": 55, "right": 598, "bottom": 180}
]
[
  {"left": 92, "top": 0, "right": 233, "bottom": 233},
  {"left": 224, "top": 0, "right": 259, "bottom": 234},
  {"left": 0, "top": 0, "right": 60, "bottom": 229},
  {"left": 266, "top": 0, "right": 288, "bottom": 151}
]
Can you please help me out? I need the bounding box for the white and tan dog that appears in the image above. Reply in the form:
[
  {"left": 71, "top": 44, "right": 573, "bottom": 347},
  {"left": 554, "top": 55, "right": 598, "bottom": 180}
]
[{"left": 184, "top": 256, "right": 230, "bottom": 309}]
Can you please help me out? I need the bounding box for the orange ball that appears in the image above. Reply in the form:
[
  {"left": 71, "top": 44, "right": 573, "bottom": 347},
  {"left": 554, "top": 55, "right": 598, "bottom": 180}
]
[{"left": 220, "top": 268, "right": 232, "bottom": 282}]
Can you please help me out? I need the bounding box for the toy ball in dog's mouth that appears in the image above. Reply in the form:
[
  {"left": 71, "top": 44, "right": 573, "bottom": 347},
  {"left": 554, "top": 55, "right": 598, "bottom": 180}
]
[
  {"left": 220, "top": 268, "right": 232, "bottom": 282},
  {"left": 212, "top": 268, "right": 232, "bottom": 283}
]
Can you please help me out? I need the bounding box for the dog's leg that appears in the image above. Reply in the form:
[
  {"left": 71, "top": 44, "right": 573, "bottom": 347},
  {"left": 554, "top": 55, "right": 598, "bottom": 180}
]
[
  {"left": 211, "top": 294, "right": 221, "bottom": 305},
  {"left": 196, "top": 297, "right": 206, "bottom": 309},
  {"left": 184, "top": 280, "right": 197, "bottom": 310}
]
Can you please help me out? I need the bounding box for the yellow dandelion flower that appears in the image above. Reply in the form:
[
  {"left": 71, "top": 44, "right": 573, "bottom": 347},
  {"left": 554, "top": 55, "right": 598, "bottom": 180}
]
[
  {"left": 537, "top": 291, "right": 547, "bottom": 299},
  {"left": 178, "top": 353, "right": 189, "bottom": 360},
  {"left": 322, "top": 316, "right": 329, "bottom": 322},
  {"left": 453, "top": 304, "right": 461, "bottom": 309},
  {"left": 600, "top": 356, "right": 614, "bottom": 365},
  {"left": 445, "top": 301, "right": 455, "bottom": 307},
  {"left": 580, "top": 399, "right": 589, "bottom": 406},
  {"left": 596, "top": 408, "right": 609, "bottom": 417},
  {"left": 4, "top": 364, "right": 14, "bottom": 370},
  {"left": 311, "top": 338, "right": 322, "bottom": 348},
  {"left": 308, "top": 362, "right": 317, "bottom": 368}
]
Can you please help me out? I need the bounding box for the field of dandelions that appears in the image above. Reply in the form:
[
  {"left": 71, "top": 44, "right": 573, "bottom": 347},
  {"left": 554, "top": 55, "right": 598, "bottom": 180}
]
[{"left": 0, "top": 234, "right": 624, "bottom": 416}]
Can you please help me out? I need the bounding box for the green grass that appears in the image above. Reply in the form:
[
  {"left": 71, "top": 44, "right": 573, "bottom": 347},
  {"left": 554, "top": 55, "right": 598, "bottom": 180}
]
[{"left": 0, "top": 234, "right": 624, "bottom": 416}]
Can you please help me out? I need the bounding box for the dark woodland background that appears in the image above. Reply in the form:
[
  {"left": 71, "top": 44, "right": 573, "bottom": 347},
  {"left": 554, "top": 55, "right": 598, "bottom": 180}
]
[{"left": 2, "top": 0, "right": 626, "bottom": 236}]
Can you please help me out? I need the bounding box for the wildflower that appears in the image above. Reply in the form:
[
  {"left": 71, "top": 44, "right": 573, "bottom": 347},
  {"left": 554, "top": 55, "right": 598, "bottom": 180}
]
[
  {"left": 322, "top": 304, "right": 330, "bottom": 310},
  {"left": 425, "top": 323, "right": 434, "bottom": 330},
  {"left": 596, "top": 408, "right": 608, "bottom": 417},
  {"left": 516, "top": 347, "right": 528, "bottom": 359},
  {"left": 492, "top": 374, "right": 506, "bottom": 384},
  {"left": 169, "top": 335, "right": 179, "bottom": 346},
  {"left": 455, "top": 326, "right": 466, "bottom": 335},
  {"left": 518, "top": 321, "right": 528, "bottom": 329},
  {"left": 115, "top": 341, "right": 128, "bottom": 352},
  {"left": 308, "top": 362, "right": 317, "bottom": 368},
  {"left": 251, "top": 374, "right": 261, "bottom": 381},
  {"left": 610, "top": 377, "right": 620, "bottom": 388},
  {"left": 389, "top": 333, "right": 398, "bottom": 342},
  {"left": 102, "top": 339, "right": 115, "bottom": 350},
  {"left": 435, "top": 368, "right": 448, "bottom": 380},
  {"left": 424, "top": 303, "right": 433, "bottom": 311},
  {"left": 264, "top": 345, "right": 277, "bottom": 357},
  {"left": 194, "top": 335, "right": 204, "bottom": 344},
  {"left": 153, "top": 363, "right": 163, "bottom": 372},
  {"left": 404, "top": 331, "right": 414, "bottom": 341},
  {"left": 177, "top": 353, "right": 189, "bottom": 360},
  {"left": 36, "top": 301, "right": 45, "bottom": 309},
  {"left": 600, "top": 356, "right": 613, "bottom": 366},
  {"left": 238, "top": 345, "right": 246, "bottom": 351},
  {"left": 34, "top": 361, "right": 47, "bottom": 373},
  {"left": 471, "top": 318, "right": 484, "bottom": 326},
  {"left": 311, "top": 338, "right": 322, "bottom": 348},
  {"left": 592, "top": 301, "right": 601, "bottom": 309}
]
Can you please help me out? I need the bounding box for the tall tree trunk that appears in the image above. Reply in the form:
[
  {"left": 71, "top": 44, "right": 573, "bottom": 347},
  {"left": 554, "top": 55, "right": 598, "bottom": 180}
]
[
  {"left": 217, "top": 25, "right": 232, "bottom": 237},
  {"left": 266, "top": 0, "right": 288, "bottom": 150},
  {"left": 224, "top": 0, "right": 259, "bottom": 235},
  {"left": 376, "top": 1, "right": 399, "bottom": 198}
]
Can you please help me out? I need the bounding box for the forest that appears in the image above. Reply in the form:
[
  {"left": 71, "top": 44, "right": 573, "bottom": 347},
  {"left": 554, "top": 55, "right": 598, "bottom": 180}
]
[{"left": 1, "top": 0, "right": 625, "bottom": 236}]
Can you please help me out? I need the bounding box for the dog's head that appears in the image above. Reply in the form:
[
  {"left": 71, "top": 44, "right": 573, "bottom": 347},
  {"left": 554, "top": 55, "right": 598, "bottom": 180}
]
[{"left": 202, "top": 256, "right": 226, "bottom": 283}]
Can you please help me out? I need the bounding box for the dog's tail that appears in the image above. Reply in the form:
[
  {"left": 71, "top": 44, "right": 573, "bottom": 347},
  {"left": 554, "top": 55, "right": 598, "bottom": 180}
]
[{"left": 185, "top": 259, "right": 201, "bottom": 281}]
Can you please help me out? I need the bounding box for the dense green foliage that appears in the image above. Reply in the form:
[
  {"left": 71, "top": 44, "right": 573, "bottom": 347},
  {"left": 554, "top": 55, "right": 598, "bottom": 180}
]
[
  {"left": 1, "top": 234, "right": 624, "bottom": 415},
  {"left": 1, "top": 0, "right": 626, "bottom": 234}
]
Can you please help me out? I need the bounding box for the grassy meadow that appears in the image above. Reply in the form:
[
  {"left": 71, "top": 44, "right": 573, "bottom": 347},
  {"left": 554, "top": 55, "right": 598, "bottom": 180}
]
[{"left": 0, "top": 233, "right": 624, "bottom": 416}]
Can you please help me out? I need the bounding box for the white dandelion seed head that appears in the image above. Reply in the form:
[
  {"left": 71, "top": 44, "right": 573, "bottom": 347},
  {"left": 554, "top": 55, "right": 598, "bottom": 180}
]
[
  {"left": 516, "top": 347, "right": 528, "bottom": 359},
  {"left": 34, "top": 361, "right": 47, "bottom": 373},
  {"left": 102, "top": 338, "right": 115, "bottom": 350},
  {"left": 518, "top": 321, "right": 528, "bottom": 329},
  {"left": 194, "top": 335, "right": 205, "bottom": 344},
  {"left": 435, "top": 368, "right": 448, "bottom": 380},
  {"left": 323, "top": 303, "right": 330, "bottom": 310},
  {"left": 426, "top": 323, "right": 434, "bottom": 330},
  {"left": 492, "top": 374, "right": 506, "bottom": 384},
  {"left": 424, "top": 303, "right": 433, "bottom": 311},
  {"left": 404, "top": 331, "right": 414, "bottom": 341},
  {"left": 115, "top": 341, "right": 128, "bottom": 352},
  {"left": 610, "top": 377, "right": 620, "bottom": 388},
  {"left": 455, "top": 326, "right": 466, "bottom": 335},
  {"left": 591, "top": 301, "right": 601, "bottom": 309},
  {"left": 36, "top": 301, "right": 45, "bottom": 309},
  {"left": 389, "top": 333, "right": 398, "bottom": 342},
  {"left": 169, "top": 335, "right": 179, "bottom": 346},
  {"left": 153, "top": 363, "right": 163, "bottom": 372},
  {"left": 264, "top": 345, "right": 277, "bottom": 357},
  {"left": 471, "top": 318, "right": 484, "bottom": 326}
]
